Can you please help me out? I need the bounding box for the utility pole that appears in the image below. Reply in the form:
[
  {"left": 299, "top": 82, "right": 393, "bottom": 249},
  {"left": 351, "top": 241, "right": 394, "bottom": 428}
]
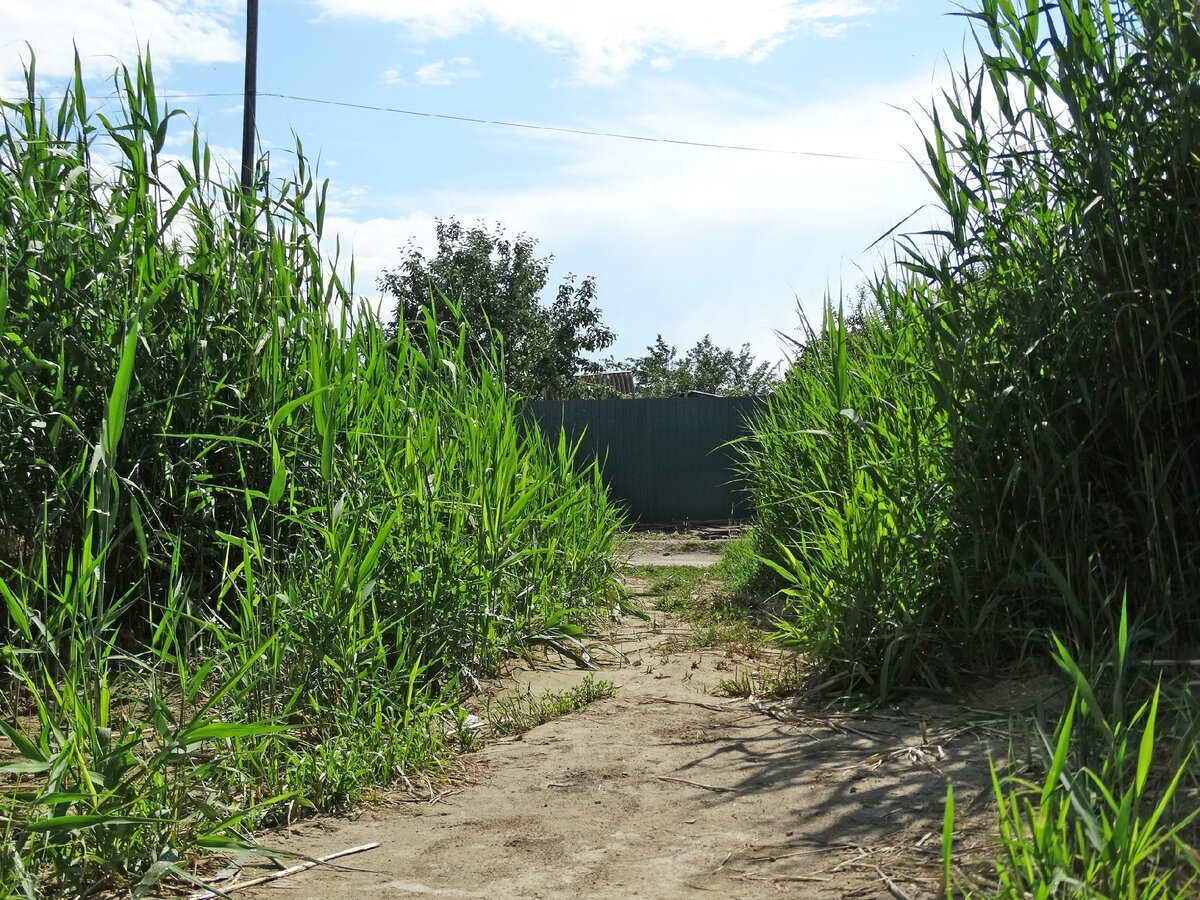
[{"left": 240, "top": 0, "right": 259, "bottom": 194}]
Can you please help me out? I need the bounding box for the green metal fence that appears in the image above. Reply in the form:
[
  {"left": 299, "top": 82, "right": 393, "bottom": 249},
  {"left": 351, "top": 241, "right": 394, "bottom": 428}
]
[{"left": 523, "top": 395, "right": 763, "bottom": 525}]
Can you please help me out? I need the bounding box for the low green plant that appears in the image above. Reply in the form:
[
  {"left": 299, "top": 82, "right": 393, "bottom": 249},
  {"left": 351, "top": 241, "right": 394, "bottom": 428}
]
[
  {"left": 482, "top": 676, "right": 617, "bottom": 737},
  {"left": 944, "top": 606, "right": 1200, "bottom": 897},
  {"left": 629, "top": 564, "right": 709, "bottom": 613},
  {"left": 712, "top": 530, "right": 772, "bottom": 599},
  {"left": 717, "top": 658, "right": 806, "bottom": 699},
  {"left": 627, "top": 563, "right": 762, "bottom": 648}
]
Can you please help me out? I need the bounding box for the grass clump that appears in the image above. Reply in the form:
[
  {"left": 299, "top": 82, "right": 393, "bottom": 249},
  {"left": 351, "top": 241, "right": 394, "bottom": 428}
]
[
  {"left": 626, "top": 562, "right": 762, "bottom": 648},
  {"left": 629, "top": 564, "right": 709, "bottom": 613},
  {"left": 717, "top": 659, "right": 806, "bottom": 700},
  {"left": 711, "top": 530, "right": 774, "bottom": 599},
  {"left": 946, "top": 606, "right": 1200, "bottom": 897},
  {"left": 0, "top": 54, "right": 621, "bottom": 897},
  {"left": 482, "top": 675, "right": 617, "bottom": 738}
]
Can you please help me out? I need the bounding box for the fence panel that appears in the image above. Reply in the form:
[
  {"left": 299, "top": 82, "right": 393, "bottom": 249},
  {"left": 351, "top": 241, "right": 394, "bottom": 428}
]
[{"left": 523, "top": 395, "right": 762, "bottom": 525}]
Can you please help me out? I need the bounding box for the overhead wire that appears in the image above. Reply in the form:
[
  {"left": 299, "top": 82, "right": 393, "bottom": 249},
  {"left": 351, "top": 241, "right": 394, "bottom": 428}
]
[
  {"left": 3, "top": 87, "right": 916, "bottom": 164},
  {"left": 143, "top": 89, "right": 912, "bottom": 165}
]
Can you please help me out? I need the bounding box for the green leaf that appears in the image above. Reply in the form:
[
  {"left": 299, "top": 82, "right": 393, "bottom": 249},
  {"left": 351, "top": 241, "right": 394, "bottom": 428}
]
[
  {"left": 132, "top": 848, "right": 180, "bottom": 900},
  {"left": 0, "top": 577, "right": 32, "bottom": 642},
  {"left": 22, "top": 813, "right": 162, "bottom": 833},
  {"left": 267, "top": 385, "right": 332, "bottom": 433},
  {"left": 356, "top": 504, "right": 401, "bottom": 589},
  {"left": 171, "top": 721, "right": 291, "bottom": 746},
  {"left": 0, "top": 724, "right": 45, "bottom": 763},
  {"left": 102, "top": 319, "right": 140, "bottom": 459},
  {"left": 268, "top": 436, "right": 287, "bottom": 505},
  {"left": 0, "top": 760, "right": 53, "bottom": 775},
  {"left": 1134, "top": 682, "right": 1160, "bottom": 797}
]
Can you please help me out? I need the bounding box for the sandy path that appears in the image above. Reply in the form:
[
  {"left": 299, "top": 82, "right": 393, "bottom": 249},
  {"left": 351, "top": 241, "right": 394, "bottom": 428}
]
[{"left": 230, "top": 564, "right": 1006, "bottom": 899}]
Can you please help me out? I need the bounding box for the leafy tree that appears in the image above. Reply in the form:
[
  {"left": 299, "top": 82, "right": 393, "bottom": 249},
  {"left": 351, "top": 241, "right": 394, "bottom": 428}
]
[
  {"left": 610, "top": 335, "right": 779, "bottom": 397},
  {"left": 380, "top": 218, "right": 614, "bottom": 397}
]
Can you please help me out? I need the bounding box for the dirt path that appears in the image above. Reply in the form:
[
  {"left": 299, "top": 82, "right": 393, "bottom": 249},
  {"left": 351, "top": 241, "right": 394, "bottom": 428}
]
[
  {"left": 620, "top": 533, "right": 727, "bottom": 569},
  {"left": 229, "top": 555, "right": 1015, "bottom": 899}
]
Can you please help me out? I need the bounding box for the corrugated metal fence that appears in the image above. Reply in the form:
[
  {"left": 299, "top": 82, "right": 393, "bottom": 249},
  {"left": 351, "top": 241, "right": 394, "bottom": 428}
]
[{"left": 523, "top": 395, "right": 764, "bottom": 525}]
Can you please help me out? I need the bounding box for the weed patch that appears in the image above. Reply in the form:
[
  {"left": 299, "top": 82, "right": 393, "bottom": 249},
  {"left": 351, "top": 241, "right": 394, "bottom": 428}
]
[
  {"left": 482, "top": 676, "right": 617, "bottom": 738},
  {"left": 625, "top": 563, "right": 765, "bottom": 649},
  {"left": 717, "top": 658, "right": 807, "bottom": 700}
]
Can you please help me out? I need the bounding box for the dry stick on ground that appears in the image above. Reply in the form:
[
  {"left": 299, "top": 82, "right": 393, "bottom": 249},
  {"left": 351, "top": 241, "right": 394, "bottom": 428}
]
[
  {"left": 748, "top": 699, "right": 890, "bottom": 740},
  {"left": 733, "top": 835, "right": 946, "bottom": 878},
  {"left": 655, "top": 774, "right": 738, "bottom": 793},
  {"left": 876, "top": 867, "right": 914, "bottom": 900},
  {"left": 737, "top": 873, "right": 835, "bottom": 884},
  {"left": 640, "top": 696, "right": 742, "bottom": 712},
  {"left": 189, "top": 843, "right": 381, "bottom": 900}
]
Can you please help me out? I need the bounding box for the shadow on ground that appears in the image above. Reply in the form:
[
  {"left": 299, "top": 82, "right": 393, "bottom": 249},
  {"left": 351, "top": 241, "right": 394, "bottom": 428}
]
[{"left": 219, "top": 550, "right": 1053, "bottom": 899}]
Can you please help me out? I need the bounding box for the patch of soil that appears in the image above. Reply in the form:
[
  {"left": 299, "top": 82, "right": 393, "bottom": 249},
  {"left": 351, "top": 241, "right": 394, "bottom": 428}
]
[
  {"left": 620, "top": 532, "right": 727, "bottom": 568},
  {"left": 218, "top": 582, "right": 1045, "bottom": 900}
]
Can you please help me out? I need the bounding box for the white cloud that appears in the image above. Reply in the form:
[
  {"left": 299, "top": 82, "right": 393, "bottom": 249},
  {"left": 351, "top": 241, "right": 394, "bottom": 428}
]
[
  {"left": 380, "top": 56, "right": 476, "bottom": 88},
  {"left": 312, "top": 1, "right": 883, "bottom": 83},
  {"left": 379, "top": 66, "right": 406, "bottom": 86},
  {"left": 435, "top": 78, "right": 927, "bottom": 237},
  {"left": 325, "top": 183, "right": 370, "bottom": 216},
  {"left": 323, "top": 74, "right": 939, "bottom": 360},
  {"left": 0, "top": 0, "right": 242, "bottom": 96},
  {"left": 414, "top": 56, "right": 476, "bottom": 86},
  {"left": 809, "top": 22, "right": 849, "bottom": 38}
]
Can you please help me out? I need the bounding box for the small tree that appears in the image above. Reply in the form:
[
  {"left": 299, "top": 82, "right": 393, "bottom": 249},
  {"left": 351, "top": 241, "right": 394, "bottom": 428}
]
[
  {"left": 380, "top": 218, "right": 614, "bottom": 396},
  {"left": 612, "top": 335, "right": 778, "bottom": 397}
]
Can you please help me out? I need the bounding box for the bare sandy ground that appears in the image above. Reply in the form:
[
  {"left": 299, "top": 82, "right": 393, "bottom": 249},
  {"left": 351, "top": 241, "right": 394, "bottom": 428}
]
[
  {"left": 223, "top": 553, "right": 1029, "bottom": 899},
  {"left": 620, "top": 533, "right": 727, "bottom": 569}
]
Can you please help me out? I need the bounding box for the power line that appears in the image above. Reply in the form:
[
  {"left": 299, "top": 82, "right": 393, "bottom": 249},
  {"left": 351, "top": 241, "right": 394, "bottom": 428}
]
[
  {"left": 4, "top": 86, "right": 913, "bottom": 164},
  {"left": 149, "top": 90, "right": 909, "bottom": 164}
]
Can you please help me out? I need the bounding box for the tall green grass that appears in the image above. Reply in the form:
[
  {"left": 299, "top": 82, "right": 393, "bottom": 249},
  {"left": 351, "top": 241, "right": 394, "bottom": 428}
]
[
  {"left": 913, "top": 0, "right": 1200, "bottom": 650},
  {"left": 747, "top": 294, "right": 954, "bottom": 695},
  {"left": 0, "top": 55, "right": 621, "bottom": 896},
  {"left": 742, "top": 0, "right": 1200, "bottom": 890},
  {"left": 746, "top": 0, "right": 1200, "bottom": 686}
]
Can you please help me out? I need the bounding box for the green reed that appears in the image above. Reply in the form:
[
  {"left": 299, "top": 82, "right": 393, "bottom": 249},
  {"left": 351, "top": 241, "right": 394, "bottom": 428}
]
[
  {"left": 741, "top": 0, "right": 1200, "bottom": 890},
  {"left": 743, "top": 290, "right": 954, "bottom": 696},
  {"left": 0, "top": 53, "right": 620, "bottom": 896},
  {"left": 746, "top": 0, "right": 1200, "bottom": 693},
  {"left": 914, "top": 0, "right": 1200, "bottom": 650}
]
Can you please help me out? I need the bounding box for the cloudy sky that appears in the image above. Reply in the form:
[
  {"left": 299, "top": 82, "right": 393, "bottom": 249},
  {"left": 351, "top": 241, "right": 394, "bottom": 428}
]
[{"left": 1, "top": 1, "right": 973, "bottom": 363}]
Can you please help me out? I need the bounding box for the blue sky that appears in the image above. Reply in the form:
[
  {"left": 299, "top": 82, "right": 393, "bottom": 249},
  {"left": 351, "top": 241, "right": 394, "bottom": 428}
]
[{"left": 1, "top": 1, "right": 973, "bottom": 364}]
